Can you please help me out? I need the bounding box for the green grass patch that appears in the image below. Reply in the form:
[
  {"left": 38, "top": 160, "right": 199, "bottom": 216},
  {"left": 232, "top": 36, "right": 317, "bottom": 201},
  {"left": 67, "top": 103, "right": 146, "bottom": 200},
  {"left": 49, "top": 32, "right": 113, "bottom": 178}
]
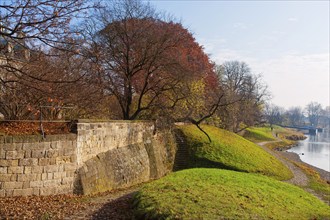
[
  {"left": 178, "top": 125, "right": 292, "bottom": 180},
  {"left": 243, "top": 126, "right": 276, "bottom": 143},
  {"left": 133, "top": 168, "right": 330, "bottom": 220},
  {"left": 243, "top": 126, "right": 306, "bottom": 150},
  {"left": 293, "top": 162, "right": 330, "bottom": 201}
]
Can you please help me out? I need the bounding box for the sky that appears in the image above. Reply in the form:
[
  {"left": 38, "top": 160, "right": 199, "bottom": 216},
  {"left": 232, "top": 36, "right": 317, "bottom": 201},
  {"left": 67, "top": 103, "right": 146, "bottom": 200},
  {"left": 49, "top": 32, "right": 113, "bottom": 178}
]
[{"left": 148, "top": 0, "right": 330, "bottom": 109}]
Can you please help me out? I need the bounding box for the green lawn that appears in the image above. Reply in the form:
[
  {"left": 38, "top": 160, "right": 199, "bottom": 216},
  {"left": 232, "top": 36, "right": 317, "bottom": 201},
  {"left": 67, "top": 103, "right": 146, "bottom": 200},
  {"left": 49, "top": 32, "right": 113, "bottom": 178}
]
[
  {"left": 178, "top": 125, "right": 292, "bottom": 180},
  {"left": 243, "top": 126, "right": 276, "bottom": 143},
  {"left": 133, "top": 168, "right": 330, "bottom": 220}
]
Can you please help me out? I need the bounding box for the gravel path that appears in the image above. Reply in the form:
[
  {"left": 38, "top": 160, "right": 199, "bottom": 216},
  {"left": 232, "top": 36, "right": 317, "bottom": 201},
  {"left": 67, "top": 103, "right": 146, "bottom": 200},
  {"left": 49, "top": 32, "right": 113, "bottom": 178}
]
[
  {"left": 258, "top": 140, "right": 330, "bottom": 205},
  {"left": 258, "top": 141, "right": 309, "bottom": 186}
]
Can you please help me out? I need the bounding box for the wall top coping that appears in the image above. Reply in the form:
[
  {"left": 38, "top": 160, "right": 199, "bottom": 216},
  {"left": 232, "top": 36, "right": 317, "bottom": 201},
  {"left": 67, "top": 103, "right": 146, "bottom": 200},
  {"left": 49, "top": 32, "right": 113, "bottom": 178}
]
[
  {"left": 77, "top": 119, "right": 153, "bottom": 124},
  {"left": 0, "top": 133, "right": 77, "bottom": 144}
]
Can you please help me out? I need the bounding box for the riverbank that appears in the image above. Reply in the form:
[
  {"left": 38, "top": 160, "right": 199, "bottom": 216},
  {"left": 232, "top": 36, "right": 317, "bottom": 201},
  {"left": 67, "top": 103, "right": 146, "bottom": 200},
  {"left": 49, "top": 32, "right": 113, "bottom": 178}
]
[{"left": 281, "top": 151, "right": 330, "bottom": 182}]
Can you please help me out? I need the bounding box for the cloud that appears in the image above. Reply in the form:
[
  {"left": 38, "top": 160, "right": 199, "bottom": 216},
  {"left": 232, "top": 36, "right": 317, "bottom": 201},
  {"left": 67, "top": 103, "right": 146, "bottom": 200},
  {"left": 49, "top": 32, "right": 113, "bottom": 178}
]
[
  {"left": 209, "top": 48, "right": 329, "bottom": 108},
  {"left": 288, "top": 17, "right": 299, "bottom": 22},
  {"left": 197, "top": 37, "right": 227, "bottom": 53},
  {"left": 251, "top": 53, "right": 329, "bottom": 108},
  {"left": 233, "top": 22, "right": 249, "bottom": 29}
]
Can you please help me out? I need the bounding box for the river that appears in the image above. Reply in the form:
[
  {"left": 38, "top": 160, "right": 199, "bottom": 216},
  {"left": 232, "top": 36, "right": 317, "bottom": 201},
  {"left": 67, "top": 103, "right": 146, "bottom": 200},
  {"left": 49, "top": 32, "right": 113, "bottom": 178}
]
[{"left": 287, "top": 130, "right": 330, "bottom": 172}]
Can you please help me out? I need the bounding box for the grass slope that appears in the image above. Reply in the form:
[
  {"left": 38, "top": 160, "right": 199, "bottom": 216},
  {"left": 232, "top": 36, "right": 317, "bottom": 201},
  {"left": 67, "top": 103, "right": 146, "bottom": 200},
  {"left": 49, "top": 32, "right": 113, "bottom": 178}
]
[
  {"left": 134, "top": 169, "right": 330, "bottom": 220},
  {"left": 243, "top": 126, "right": 276, "bottom": 143},
  {"left": 243, "top": 126, "right": 306, "bottom": 150},
  {"left": 179, "top": 125, "right": 292, "bottom": 180}
]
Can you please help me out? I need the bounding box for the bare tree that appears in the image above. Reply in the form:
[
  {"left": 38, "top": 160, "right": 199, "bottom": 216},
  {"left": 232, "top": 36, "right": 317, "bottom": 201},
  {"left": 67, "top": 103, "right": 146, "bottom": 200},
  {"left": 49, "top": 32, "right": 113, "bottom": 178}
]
[
  {"left": 216, "top": 61, "right": 269, "bottom": 132},
  {"left": 0, "top": 0, "right": 96, "bottom": 51},
  {"left": 305, "top": 102, "right": 322, "bottom": 127},
  {"left": 286, "top": 106, "right": 304, "bottom": 127},
  {"left": 264, "top": 103, "right": 284, "bottom": 128}
]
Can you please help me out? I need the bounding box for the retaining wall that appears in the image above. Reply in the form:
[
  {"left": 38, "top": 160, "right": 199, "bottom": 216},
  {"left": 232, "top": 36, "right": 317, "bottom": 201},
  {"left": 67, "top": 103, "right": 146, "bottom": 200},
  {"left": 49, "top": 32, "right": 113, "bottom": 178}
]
[
  {"left": 0, "top": 121, "right": 176, "bottom": 197},
  {"left": 0, "top": 134, "right": 77, "bottom": 197}
]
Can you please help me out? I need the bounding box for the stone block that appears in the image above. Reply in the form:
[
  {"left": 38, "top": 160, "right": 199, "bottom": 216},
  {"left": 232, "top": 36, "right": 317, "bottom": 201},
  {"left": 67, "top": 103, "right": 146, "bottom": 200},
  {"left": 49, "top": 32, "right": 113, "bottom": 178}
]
[
  {"left": 0, "top": 159, "right": 19, "bottom": 166},
  {"left": 3, "top": 181, "right": 23, "bottom": 189},
  {"left": 13, "top": 188, "right": 33, "bottom": 197},
  {"left": 22, "top": 143, "right": 34, "bottom": 150},
  {"left": 0, "top": 148, "right": 5, "bottom": 159},
  {"left": 64, "top": 163, "right": 76, "bottom": 172},
  {"left": 24, "top": 166, "right": 32, "bottom": 174},
  {"left": 41, "top": 173, "right": 47, "bottom": 180},
  {"left": 43, "top": 179, "right": 61, "bottom": 187},
  {"left": 61, "top": 177, "right": 73, "bottom": 185},
  {"left": 5, "top": 150, "right": 24, "bottom": 159},
  {"left": 0, "top": 189, "right": 5, "bottom": 197},
  {"left": 32, "top": 149, "right": 46, "bottom": 158},
  {"left": 53, "top": 172, "right": 64, "bottom": 179},
  {"left": 40, "top": 187, "right": 56, "bottom": 196},
  {"left": 17, "top": 174, "right": 37, "bottom": 182},
  {"left": 56, "top": 156, "right": 71, "bottom": 164},
  {"left": 19, "top": 158, "right": 38, "bottom": 166},
  {"left": 0, "top": 174, "right": 13, "bottom": 181},
  {"left": 5, "top": 189, "right": 13, "bottom": 197},
  {"left": 70, "top": 155, "right": 77, "bottom": 163},
  {"left": 49, "top": 158, "right": 56, "bottom": 165},
  {"left": 2, "top": 145, "right": 15, "bottom": 151},
  {"left": 47, "top": 173, "right": 53, "bottom": 180},
  {"left": 44, "top": 165, "right": 58, "bottom": 173},
  {"left": 5, "top": 151, "right": 16, "bottom": 159},
  {"left": 31, "top": 166, "right": 43, "bottom": 174},
  {"left": 57, "top": 185, "right": 72, "bottom": 194},
  {"left": 32, "top": 188, "right": 40, "bottom": 196},
  {"left": 22, "top": 181, "right": 30, "bottom": 189},
  {"left": 30, "top": 180, "right": 44, "bottom": 188},
  {"left": 38, "top": 158, "right": 50, "bottom": 166},
  {"left": 8, "top": 166, "right": 23, "bottom": 174},
  {"left": 46, "top": 149, "right": 58, "bottom": 158},
  {"left": 12, "top": 143, "right": 23, "bottom": 151},
  {"left": 24, "top": 149, "right": 32, "bottom": 158},
  {"left": 64, "top": 147, "right": 75, "bottom": 156}
]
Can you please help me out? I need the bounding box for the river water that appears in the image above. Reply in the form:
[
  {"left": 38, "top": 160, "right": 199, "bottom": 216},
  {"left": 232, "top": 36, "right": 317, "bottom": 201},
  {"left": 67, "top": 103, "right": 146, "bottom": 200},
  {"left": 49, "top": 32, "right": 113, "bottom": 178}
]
[{"left": 288, "top": 130, "right": 330, "bottom": 172}]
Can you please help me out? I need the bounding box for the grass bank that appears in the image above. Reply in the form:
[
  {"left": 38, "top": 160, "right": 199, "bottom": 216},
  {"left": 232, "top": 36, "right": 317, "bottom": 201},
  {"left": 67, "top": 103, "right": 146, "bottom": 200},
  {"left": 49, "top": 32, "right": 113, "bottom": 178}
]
[
  {"left": 243, "top": 125, "right": 306, "bottom": 150},
  {"left": 133, "top": 168, "right": 330, "bottom": 220},
  {"left": 178, "top": 125, "right": 292, "bottom": 180}
]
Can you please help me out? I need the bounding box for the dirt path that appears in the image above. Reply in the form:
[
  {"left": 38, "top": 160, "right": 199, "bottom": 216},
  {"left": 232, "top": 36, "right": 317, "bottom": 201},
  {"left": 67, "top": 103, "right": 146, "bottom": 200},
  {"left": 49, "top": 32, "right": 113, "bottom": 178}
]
[
  {"left": 258, "top": 141, "right": 309, "bottom": 186},
  {"left": 63, "top": 186, "right": 140, "bottom": 220},
  {"left": 258, "top": 140, "right": 330, "bottom": 205}
]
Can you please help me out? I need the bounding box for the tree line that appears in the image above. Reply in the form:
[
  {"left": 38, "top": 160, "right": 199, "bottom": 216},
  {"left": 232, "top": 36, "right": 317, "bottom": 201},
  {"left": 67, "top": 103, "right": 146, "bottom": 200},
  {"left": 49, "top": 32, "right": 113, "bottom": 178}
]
[
  {"left": 264, "top": 102, "right": 330, "bottom": 129},
  {"left": 0, "top": 0, "right": 283, "bottom": 133}
]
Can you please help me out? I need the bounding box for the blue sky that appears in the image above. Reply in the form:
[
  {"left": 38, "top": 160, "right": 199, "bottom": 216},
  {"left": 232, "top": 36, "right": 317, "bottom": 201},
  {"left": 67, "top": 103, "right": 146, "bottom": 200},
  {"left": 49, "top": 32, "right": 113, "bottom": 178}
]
[{"left": 148, "top": 0, "right": 329, "bottom": 109}]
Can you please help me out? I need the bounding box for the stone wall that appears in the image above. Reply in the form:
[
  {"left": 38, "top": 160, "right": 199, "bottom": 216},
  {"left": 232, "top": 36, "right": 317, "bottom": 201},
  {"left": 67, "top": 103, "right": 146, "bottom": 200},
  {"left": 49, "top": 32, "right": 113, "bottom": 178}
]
[
  {"left": 0, "top": 134, "right": 77, "bottom": 197},
  {"left": 76, "top": 121, "right": 155, "bottom": 166},
  {"left": 0, "top": 121, "right": 176, "bottom": 197},
  {"left": 78, "top": 130, "right": 176, "bottom": 195}
]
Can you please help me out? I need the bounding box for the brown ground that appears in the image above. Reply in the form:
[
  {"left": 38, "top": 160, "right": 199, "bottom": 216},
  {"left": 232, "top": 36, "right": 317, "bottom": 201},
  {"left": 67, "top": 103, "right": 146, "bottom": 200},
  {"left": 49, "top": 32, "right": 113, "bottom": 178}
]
[
  {"left": 0, "top": 186, "right": 138, "bottom": 220},
  {"left": 0, "top": 121, "right": 74, "bottom": 135}
]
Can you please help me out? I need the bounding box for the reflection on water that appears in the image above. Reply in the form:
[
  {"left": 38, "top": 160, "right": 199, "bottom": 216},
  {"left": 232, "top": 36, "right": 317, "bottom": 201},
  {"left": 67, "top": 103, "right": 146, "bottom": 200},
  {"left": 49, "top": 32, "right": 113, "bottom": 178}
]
[{"left": 288, "top": 131, "right": 330, "bottom": 172}]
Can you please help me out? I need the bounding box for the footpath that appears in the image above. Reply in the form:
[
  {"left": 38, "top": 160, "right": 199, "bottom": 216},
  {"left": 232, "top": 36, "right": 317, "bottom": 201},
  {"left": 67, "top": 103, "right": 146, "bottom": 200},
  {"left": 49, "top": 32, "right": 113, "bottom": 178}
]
[{"left": 258, "top": 139, "right": 330, "bottom": 205}]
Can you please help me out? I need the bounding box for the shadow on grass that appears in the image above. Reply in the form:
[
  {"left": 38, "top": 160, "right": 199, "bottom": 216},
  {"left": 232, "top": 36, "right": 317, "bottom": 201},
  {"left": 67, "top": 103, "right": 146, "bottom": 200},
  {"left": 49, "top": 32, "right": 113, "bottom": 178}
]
[{"left": 90, "top": 192, "right": 136, "bottom": 220}]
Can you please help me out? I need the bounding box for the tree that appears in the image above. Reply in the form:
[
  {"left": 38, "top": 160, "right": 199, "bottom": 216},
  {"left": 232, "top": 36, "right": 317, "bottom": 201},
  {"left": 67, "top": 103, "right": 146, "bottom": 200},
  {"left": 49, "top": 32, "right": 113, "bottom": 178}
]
[
  {"left": 264, "top": 103, "right": 284, "bottom": 128},
  {"left": 87, "top": 0, "right": 216, "bottom": 120},
  {"left": 305, "top": 102, "right": 322, "bottom": 127},
  {"left": 0, "top": 0, "right": 95, "bottom": 51},
  {"left": 0, "top": 0, "right": 100, "bottom": 119},
  {"left": 286, "top": 107, "right": 304, "bottom": 127},
  {"left": 215, "top": 61, "right": 269, "bottom": 132}
]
